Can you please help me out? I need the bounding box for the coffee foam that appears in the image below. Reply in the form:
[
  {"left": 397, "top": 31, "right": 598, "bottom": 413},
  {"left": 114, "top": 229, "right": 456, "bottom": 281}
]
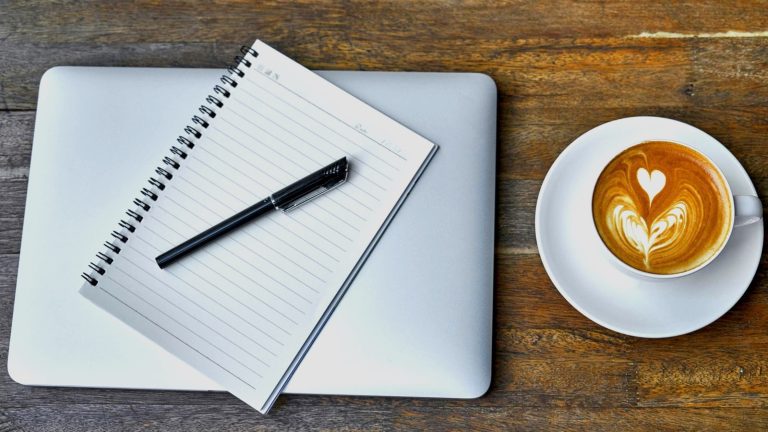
[{"left": 592, "top": 141, "right": 732, "bottom": 275}]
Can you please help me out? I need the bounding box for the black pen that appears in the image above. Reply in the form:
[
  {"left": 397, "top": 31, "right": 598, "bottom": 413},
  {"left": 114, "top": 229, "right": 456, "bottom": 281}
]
[{"left": 155, "top": 157, "right": 349, "bottom": 269}]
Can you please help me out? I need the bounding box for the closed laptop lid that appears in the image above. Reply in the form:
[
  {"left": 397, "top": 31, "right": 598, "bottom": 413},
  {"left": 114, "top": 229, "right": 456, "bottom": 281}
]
[{"left": 8, "top": 67, "right": 496, "bottom": 398}]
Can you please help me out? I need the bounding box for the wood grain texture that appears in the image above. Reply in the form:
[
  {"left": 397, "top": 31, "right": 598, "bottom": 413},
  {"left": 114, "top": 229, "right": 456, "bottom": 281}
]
[{"left": 1, "top": 0, "right": 768, "bottom": 430}]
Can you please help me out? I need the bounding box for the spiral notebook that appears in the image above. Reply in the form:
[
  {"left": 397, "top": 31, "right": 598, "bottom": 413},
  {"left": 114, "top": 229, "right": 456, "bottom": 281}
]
[{"left": 79, "top": 40, "right": 437, "bottom": 413}]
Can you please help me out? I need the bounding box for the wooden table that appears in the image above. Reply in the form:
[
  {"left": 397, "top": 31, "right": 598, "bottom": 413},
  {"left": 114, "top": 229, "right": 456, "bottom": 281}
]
[{"left": 1, "top": 1, "right": 767, "bottom": 430}]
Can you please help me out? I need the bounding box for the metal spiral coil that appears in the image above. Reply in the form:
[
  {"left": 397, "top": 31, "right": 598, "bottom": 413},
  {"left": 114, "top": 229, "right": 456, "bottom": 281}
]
[
  {"left": 81, "top": 45, "right": 259, "bottom": 286},
  {"left": 148, "top": 178, "right": 165, "bottom": 191},
  {"left": 198, "top": 105, "right": 216, "bottom": 118},
  {"left": 177, "top": 136, "right": 195, "bottom": 149},
  {"left": 191, "top": 115, "right": 209, "bottom": 129},
  {"left": 206, "top": 95, "right": 223, "bottom": 108},
  {"left": 170, "top": 146, "right": 188, "bottom": 159},
  {"left": 155, "top": 167, "right": 172, "bottom": 180},
  {"left": 119, "top": 220, "right": 136, "bottom": 232},
  {"left": 213, "top": 85, "right": 231, "bottom": 98}
]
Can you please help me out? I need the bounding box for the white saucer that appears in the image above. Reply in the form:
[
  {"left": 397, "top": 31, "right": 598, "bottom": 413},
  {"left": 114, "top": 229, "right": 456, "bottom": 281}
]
[{"left": 535, "top": 116, "right": 764, "bottom": 338}]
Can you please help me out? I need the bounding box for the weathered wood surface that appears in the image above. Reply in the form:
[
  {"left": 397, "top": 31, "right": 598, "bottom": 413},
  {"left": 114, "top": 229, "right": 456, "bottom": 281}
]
[{"left": 1, "top": 1, "right": 767, "bottom": 430}]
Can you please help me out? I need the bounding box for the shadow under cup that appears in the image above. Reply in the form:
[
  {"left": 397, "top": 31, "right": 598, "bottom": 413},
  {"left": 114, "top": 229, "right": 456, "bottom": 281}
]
[{"left": 591, "top": 140, "right": 763, "bottom": 279}]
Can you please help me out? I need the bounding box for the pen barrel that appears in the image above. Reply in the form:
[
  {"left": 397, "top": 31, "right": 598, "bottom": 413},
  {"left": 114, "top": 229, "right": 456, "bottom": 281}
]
[{"left": 156, "top": 197, "right": 274, "bottom": 268}]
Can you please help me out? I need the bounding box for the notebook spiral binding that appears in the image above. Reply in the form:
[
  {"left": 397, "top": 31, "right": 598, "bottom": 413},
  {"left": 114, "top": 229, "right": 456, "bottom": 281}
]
[{"left": 81, "top": 45, "right": 259, "bottom": 286}]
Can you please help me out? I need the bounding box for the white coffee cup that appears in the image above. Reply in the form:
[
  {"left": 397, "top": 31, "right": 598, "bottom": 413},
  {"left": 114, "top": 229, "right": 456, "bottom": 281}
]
[{"left": 592, "top": 140, "right": 763, "bottom": 279}]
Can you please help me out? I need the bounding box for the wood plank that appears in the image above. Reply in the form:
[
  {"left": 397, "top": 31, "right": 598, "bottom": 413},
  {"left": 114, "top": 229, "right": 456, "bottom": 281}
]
[
  {"left": 2, "top": 0, "right": 768, "bottom": 44},
  {"left": 496, "top": 327, "right": 635, "bottom": 358},
  {"left": 0, "top": 110, "right": 26, "bottom": 254},
  {"left": 391, "top": 407, "right": 768, "bottom": 431},
  {"left": 0, "top": 254, "right": 18, "bottom": 336},
  {"left": 1, "top": 37, "right": 767, "bottom": 111},
  {"left": 0, "top": 180, "right": 27, "bottom": 220},
  {"left": 1, "top": 402, "right": 397, "bottom": 432},
  {"left": 0, "top": 112, "right": 32, "bottom": 255},
  {"left": 502, "top": 106, "right": 768, "bottom": 181},
  {"left": 0, "top": 218, "right": 22, "bottom": 256},
  {"left": 637, "top": 353, "right": 768, "bottom": 408},
  {"left": 2, "top": 405, "right": 767, "bottom": 432},
  {"left": 0, "top": 111, "right": 33, "bottom": 178},
  {"left": 0, "top": 114, "right": 28, "bottom": 255}
]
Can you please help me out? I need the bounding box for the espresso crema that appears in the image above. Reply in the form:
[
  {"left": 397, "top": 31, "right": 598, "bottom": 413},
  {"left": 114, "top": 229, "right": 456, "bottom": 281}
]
[{"left": 592, "top": 141, "right": 732, "bottom": 275}]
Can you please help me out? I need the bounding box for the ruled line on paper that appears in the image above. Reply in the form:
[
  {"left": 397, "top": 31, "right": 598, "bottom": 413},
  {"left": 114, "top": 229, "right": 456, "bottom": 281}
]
[
  {"left": 219, "top": 110, "right": 333, "bottom": 172},
  {"left": 159, "top": 179, "right": 336, "bottom": 271},
  {"left": 209, "top": 113, "right": 381, "bottom": 201},
  {"left": 111, "top": 264, "right": 274, "bottom": 364},
  {"left": 166, "top": 174, "right": 342, "bottom": 276},
  {"left": 245, "top": 69, "right": 407, "bottom": 163},
  {"left": 104, "top": 274, "right": 265, "bottom": 380},
  {"left": 169, "top": 175, "right": 346, "bottom": 251},
  {"left": 139, "top": 223, "right": 300, "bottom": 330},
  {"left": 97, "top": 281, "right": 262, "bottom": 389},
  {"left": 188, "top": 138, "right": 366, "bottom": 245},
  {"left": 133, "top": 236, "right": 294, "bottom": 340},
  {"left": 238, "top": 74, "right": 402, "bottom": 170},
  {"left": 206, "top": 122, "right": 374, "bottom": 216},
  {"left": 163, "top": 182, "right": 343, "bottom": 263},
  {"left": 195, "top": 146, "right": 271, "bottom": 191},
  {"left": 118, "top": 248, "right": 282, "bottom": 354},
  {"left": 203, "top": 132, "right": 365, "bottom": 228},
  {"left": 154, "top": 202, "right": 326, "bottom": 289},
  {"left": 150, "top": 216, "right": 312, "bottom": 311},
  {"left": 156, "top": 196, "right": 329, "bottom": 283},
  {"left": 228, "top": 94, "right": 394, "bottom": 185}
]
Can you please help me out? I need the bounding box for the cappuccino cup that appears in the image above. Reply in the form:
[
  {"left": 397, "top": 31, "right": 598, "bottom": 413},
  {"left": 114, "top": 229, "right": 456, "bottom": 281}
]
[{"left": 591, "top": 140, "right": 762, "bottom": 279}]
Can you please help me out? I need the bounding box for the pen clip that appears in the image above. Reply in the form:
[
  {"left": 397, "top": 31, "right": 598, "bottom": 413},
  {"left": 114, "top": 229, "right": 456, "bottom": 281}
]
[
  {"left": 279, "top": 180, "right": 345, "bottom": 212},
  {"left": 270, "top": 156, "right": 349, "bottom": 212}
]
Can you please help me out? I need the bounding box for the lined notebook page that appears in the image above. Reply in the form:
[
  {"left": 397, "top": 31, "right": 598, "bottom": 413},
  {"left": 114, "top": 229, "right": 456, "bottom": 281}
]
[{"left": 80, "top": 40, "right": 436, "bottom": 413}]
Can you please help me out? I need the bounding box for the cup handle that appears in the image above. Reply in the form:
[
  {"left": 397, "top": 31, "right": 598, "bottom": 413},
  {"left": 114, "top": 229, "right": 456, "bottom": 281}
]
[{"left": 734, "top": 195, "right": 763, "bottom": 227}]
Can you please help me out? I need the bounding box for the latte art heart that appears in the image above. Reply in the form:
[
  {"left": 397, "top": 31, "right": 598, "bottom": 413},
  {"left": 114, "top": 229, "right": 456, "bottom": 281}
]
[
  {"left": 592, "top": 141, "right": 732, "bottom": 275},
  {"left": 613, "top": 201, "right": 687, "bottom": 266},
  {"left": 636, "top": 168, "right": 666, "bottom": 205}
]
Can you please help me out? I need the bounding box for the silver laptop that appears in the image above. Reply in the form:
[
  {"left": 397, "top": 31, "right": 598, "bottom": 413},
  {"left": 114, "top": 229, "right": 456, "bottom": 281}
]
[{"left": 8, "top": 67, "right": 496, "bottom": 398}]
